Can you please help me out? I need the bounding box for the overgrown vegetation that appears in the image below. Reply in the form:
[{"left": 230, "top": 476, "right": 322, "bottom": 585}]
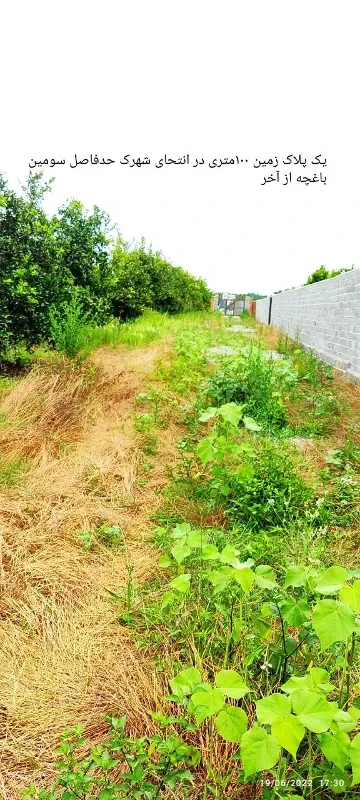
[
  {"left": 1, "top": 310, "right": 359, "bottom": 799},
  {"left": 0, "top": 172, "right": 211, "bottom": 363}
]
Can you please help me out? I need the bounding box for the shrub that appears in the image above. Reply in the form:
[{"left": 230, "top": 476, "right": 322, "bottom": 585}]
[{"left": 49, "top": 294, "right": 91, "bottom": 358}]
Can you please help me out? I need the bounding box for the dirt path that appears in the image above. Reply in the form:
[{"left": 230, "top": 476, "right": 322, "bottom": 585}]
[{"left": 0, "top": 342, "right": 176, "bottom": 797}]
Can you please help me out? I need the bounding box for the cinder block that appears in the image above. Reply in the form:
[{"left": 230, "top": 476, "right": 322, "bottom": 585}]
[{"left": 256, "top": 269, "right": 360, "bottom": 383}]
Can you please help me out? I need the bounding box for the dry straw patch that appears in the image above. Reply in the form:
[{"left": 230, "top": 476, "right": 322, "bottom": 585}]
[{"left": 0, "top": 342, "right": 177, "bottom": 796}]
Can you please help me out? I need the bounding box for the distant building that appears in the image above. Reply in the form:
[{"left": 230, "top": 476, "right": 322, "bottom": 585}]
[{"left": 212, "top": 292, "right": 256, "bottom": 317}]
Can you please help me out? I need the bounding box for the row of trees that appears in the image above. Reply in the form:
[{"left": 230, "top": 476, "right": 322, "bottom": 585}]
[{"left": 0, "top": 173, "right": 211, "bottom": 354}]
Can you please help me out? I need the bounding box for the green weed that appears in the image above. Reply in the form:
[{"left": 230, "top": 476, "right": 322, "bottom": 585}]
[
  {"left": 277, "top": 332, "right": 333, "bottom": 380},
  {"left": 49, "top": 294, "right": 91, "bottom": 359},
  {"left": 138, "top": 432, "right": 158, "bottom": 456},
  {"left": 77, "top": 524, "right": 123, "bottom": 551},
  {"left": 22, "top": 716, "right": 198, "bottom": 800},
  {"left": 0, "top": 343, "right": 33, "bottom": 371},
  {"left": 104, "top": 518, "right": 360, "bottom": 794},
  {"left": 85, "top": 309, "right": 170, "bottom": 350},
  {"left": 294, "top": 392, "right": 342, "bottom": 437},
  {"left": 341, "top": 438, "right": 360, "bottom": 472},
  {"left": 187, "top": 406, "right": 313, "bottom": 531},
  {"left": 0, "top": 410, "right": 10, "bottom": 429},
  {"left": 221, "top": 441, "right": 313, "bottom": 531},
  {"left": 135, "top": 388, "right": 178, "bottom": 429},
  {"left": 239, "top": 309, "right": 257, "bottom": 325},
  {"left": 318, "top": 470, "right": 360, "bottom": 529},
  {"left": 0, "top": 455, "right": 30, "bottom": 487},
  {"left": 202, "top": 346, "right": 289, "bottom": 431}
]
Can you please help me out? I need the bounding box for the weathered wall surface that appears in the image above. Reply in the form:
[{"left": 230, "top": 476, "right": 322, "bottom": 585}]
[
  {"left": 255, "top": 296, "right": 271, "bottom": 325},
  {"left": 255, "top": 269, "right": 360, "bottom": 383},
  {"left": 244, "top": 296, "right": 252, "bottom": 312}
]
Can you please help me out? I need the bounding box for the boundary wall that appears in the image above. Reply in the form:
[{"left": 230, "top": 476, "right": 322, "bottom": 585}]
[{"left": 255, "top": 269, "right": 360, "bottom": 384}]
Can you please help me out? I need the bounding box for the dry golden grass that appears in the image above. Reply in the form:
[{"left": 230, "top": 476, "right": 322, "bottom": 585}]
[
  {"left": 0, "top": 606, "right": 167, "bottom": 793},
  {"left": 0, "top": 342, "right": 178, "bottom": 797}
]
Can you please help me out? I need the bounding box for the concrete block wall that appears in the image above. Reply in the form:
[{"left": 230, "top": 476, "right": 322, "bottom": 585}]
[
  {"left": 255, "top": 296, "right": 271, "bottom": 325},
  {"left": 255, "top": 268, "right": 360, "bottom": 384}
]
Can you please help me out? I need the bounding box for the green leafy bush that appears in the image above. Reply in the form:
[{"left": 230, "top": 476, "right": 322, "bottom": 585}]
[{"left": 49, "top": 294, "right": 91, "bottom": 358}]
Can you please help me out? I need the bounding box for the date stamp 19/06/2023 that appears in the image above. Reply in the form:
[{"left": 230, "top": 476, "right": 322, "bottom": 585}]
[{"left": 260, "top": 777, "right": 346, "bottom": 789}]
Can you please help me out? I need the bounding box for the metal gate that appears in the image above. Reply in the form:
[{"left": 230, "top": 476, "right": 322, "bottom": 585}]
[{"left": 212, "top": 294, "right": 248, "bottom": 316}]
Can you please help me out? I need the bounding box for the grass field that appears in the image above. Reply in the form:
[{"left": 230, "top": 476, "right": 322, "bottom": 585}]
[{"left": 1, "top": 311, "right": 360, "bottom": 799}]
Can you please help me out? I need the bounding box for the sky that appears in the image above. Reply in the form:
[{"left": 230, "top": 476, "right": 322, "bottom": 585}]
[{"left": 1, "top": 0, "right": 360, "bottom": 296}]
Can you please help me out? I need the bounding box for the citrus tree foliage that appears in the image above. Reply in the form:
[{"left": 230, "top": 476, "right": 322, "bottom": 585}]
[
  {"left": 111, "top": 239, "right": 211, "bottom": 320},
  {"left": 0, "top": 173, "right": 211, "bottom": 356},
  {"left": 54, "top": 200, "right": 114, "bottom": 324},
  {"left": 0, "top": 173, "right": 62, "bottom": 348}
]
